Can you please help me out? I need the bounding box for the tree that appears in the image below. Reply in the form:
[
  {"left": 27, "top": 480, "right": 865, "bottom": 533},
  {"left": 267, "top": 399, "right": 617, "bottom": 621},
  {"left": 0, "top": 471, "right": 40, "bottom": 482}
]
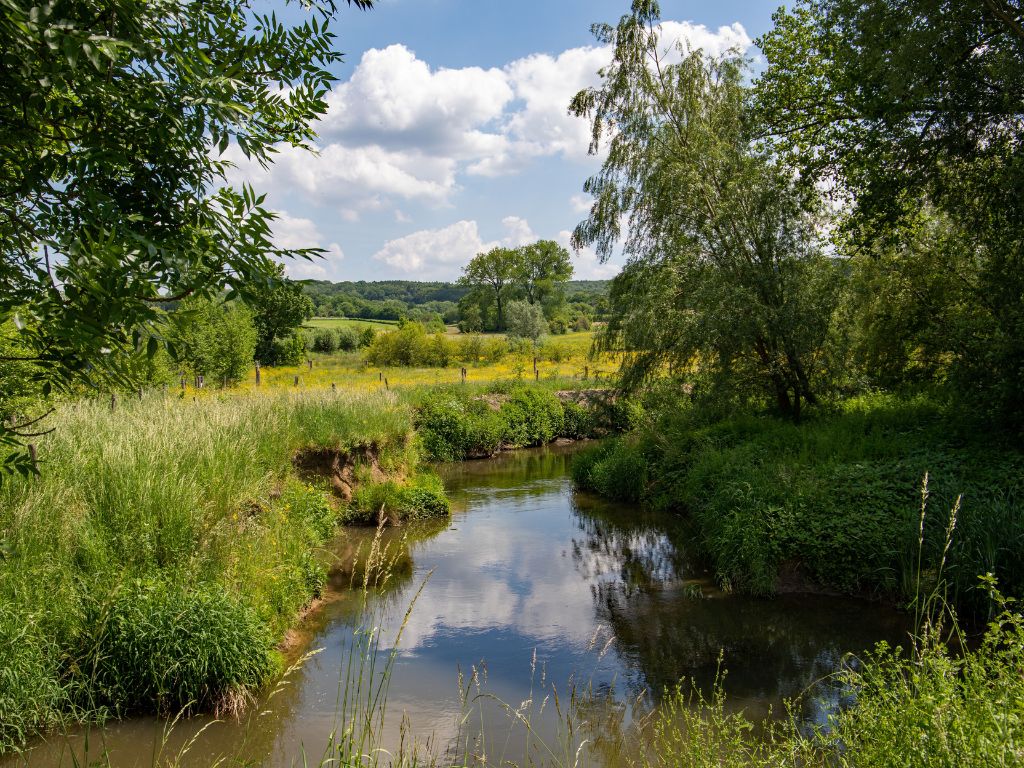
[
  {"left": 757, "top": 0, "right": 1024, "bottom": 424},
  {"left": 505, "top": 300, "right": 548, "bottom": 342},
  {"left": 247, "top": 264, "right": 314, "bottom": 365},
  {"left": 460, "top": 247, "right": 518, "bottom": 331},
  {"left": 172, "top": 298, "right": 257, "bottom": 385},
  {"left": 0, "top": 0, "right": 372, "bottom": 473},
  {"left": 570, "top": 0, "right": 836, "bottom": 420},
  {"left": 458, "top": 304, "right": 483, "bottom": 334},
  {"left": 513, "top": 241, "right": 573, "bottom": 307}
]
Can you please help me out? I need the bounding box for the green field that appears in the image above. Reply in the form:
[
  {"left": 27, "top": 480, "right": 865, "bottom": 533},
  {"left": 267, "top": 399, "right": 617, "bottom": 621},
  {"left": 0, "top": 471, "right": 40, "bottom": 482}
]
[{"left": 304, "top": 317, "right": 400, "bottom": 331}]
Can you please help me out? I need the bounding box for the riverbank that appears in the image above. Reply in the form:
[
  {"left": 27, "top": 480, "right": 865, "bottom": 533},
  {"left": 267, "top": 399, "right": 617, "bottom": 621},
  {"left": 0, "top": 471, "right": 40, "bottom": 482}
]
[
  {"left": 572, "top": 391, "right": 1024, "bottom": 613},
  {"left": 0, "top": 381, "right": 617, "bottom": 753}
]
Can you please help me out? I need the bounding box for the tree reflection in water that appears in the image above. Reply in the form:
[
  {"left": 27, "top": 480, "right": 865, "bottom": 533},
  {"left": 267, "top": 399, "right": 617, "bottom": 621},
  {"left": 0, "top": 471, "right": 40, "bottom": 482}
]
[{"left": 568, "top": 489, "right": 911, "bottom": 726}]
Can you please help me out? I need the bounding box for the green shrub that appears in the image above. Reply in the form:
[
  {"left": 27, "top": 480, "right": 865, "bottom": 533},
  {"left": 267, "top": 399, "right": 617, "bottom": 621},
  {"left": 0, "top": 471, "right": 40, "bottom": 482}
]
[
  {"left": 269, "top": 332, "right": 306, "bottom": 365},
  {"left": 571, "top": 438, "right": 647, "bottom": 502},
  {"left": 80, "top": 580, "right": 274, "bottom": 715},
  {"left": 416, "top": 390, "right": 505, "bottom": 461},
  {"left": 311, "top": 328, "right": 338, "bottom": 354},
  {"left": 337, "top": 327, "right": 361, "bottom": 352},
  {"left": 498, "top": 387, "right": 564, "bottom": 448},
  {"left": 347, "top": 472, "right": 450, "bottom": 524},
  {"left": 364, "top": 322, "right": 460, "bottom": 367},
  {"left": 561, "top": 401, "right": 596, "bottom": 439}
]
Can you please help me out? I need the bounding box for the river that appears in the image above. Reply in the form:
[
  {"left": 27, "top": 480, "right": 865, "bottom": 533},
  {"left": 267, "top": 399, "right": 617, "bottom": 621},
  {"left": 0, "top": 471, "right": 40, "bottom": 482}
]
[{"left": 11, "top": 443, "right": 911, "bottom": 767}]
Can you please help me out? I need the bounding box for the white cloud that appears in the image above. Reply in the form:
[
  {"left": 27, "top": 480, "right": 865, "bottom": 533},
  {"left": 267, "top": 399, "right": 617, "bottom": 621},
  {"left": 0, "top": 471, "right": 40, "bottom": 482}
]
[
  {"left": 220, "top": 21, "right": 751, "bottom": 279},
  {"left": 556, "top": 229, "right": 621, "bottom": 281},
  {"left": 272, "top": 211, "right": 346, "bottom": 280},
  {"left": 569, "top": 194, "right": 593, "bottom": 215},
  {"left": 369, "top": 216, "right": 565, "bottom": 280},
  {"left": 500, "top": 215, "right": 536, "bottom": 247},
  {"left": 372, "top": 220, "right": 496, "bottom": 278}
]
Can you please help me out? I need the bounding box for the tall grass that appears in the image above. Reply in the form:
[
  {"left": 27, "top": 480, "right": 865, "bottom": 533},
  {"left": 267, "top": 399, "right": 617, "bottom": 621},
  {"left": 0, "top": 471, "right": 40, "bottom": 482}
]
[{"left": 0, "top": 389, "right": 415, "bottom": 752}]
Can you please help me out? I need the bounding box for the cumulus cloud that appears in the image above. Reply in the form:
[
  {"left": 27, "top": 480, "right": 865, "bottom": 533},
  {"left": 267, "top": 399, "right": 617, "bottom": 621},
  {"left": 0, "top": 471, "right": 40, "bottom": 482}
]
[
  {"left": 272, "top": 211, "right": 345, "bottom": 280},
  {"left": 372, "top": 220, "right": 495, "bottom": 278},
  {"left": 556, "top": 229, "right": 621, "bottom": 281},
  {"left": 569, "top": 194, "right": 593, "bottom": 215},
  {"left": 225, "top": 21, "right": 751, "bottom": 215},
  {"left": 371, "top": 216, "right": 620, "bottom": 282}
]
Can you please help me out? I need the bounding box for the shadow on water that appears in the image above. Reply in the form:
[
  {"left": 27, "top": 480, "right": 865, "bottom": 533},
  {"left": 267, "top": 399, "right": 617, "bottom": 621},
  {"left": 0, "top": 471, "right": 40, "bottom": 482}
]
[{"left": 7, "top": 442, "right": 911, "bottom": 767}]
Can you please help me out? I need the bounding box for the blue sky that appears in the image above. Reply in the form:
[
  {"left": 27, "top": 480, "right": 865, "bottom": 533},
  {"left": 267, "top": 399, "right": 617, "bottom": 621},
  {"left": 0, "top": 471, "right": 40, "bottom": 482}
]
[{"left": 229, "top": 1, "right": 784, "bottom": 283}]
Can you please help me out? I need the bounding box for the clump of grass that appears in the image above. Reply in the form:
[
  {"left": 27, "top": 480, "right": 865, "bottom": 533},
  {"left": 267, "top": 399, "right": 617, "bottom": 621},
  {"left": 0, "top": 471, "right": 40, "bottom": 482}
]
[
  {"left": 75, "top": 578, "right": 275, "bottom": 717},
  {"left": 347, "top": 471, "right": 451, "bottom": 525},
  {"left": 571, "top": 438, "right": 648, "bottom": 503}
]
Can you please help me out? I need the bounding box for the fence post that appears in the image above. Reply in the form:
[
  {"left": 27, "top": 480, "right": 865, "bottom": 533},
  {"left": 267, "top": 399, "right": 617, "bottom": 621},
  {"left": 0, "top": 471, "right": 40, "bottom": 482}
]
[
  {"left": 378, "top": 371, "right": 382, "bottom": 382},
  {"left": 28, "top": 443, "right": 37, "bottom": 473},
  {"left": 255, "top": 362, "right": 261, "bottom": 386},
  {"left": 307, "top": 359, "right": 313, "bottom": 370},
  {"left": 384, "top": 377, "right": 389, "bottom": 390},
  {"left": 535, "top": 369, "right": 539, "bottom": 382},
  {"left": 138, "top": 387, "right": 143, "bottom": 401},
  {"left": 584, "top": 365, "right": 588, "bottom": 380},
  {"left": 331, "top": 383, "right": 336, "bottom": 391},
  {"left": 294, "top": 375, "right": 299, "bottom": 387},
  {"left": 181, "top": 375, "right": 186, "bottom": 390},
  {"left": 110, "top": 392, "right": 117, "bottom": 411}
]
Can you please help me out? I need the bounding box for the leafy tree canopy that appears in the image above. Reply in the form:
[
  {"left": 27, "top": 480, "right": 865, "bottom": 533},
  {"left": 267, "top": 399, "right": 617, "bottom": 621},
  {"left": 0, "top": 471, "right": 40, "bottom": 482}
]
[
  {"left": 757, "top": 0, "right": 1024, "bottom": 424},
  {"left": 0, "top": 0, "right": 370, "bottom": 474}
]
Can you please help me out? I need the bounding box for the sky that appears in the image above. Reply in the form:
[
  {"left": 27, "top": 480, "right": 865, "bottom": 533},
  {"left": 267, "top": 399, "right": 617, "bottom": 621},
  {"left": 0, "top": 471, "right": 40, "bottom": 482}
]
[{"left": 227, "top": 1, "right": 784, "bottom": 283}]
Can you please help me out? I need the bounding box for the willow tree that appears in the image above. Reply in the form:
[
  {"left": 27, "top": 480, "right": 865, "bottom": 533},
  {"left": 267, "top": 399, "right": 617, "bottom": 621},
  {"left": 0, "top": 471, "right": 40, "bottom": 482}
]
[{"left": 570, "top": 0, "right": 837, "bottom": 419}]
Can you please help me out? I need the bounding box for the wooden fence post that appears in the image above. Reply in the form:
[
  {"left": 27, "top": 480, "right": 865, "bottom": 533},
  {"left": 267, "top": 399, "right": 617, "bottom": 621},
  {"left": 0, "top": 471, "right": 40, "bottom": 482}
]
[
  {"left": 293, "top": 375, "right": 299, "bottom": 387},
  {"left": 255, "top": 362, "right": 261, "bottom": 386},
  {"left": 384, "top": 377, "right": 389, "bottom": 390},
  {"left": 307, "top": 359, "right": 313, "bottom": 370},
  {"left": 138, "top": 387, "right": 143, "bottom": 400},
  {"left": 110, "top": 393, "right": 117, "bottom": 411},
  {"left": 584, "top": 365, "right": 588, "bottom": 380},
  {"left": 331, "top": 383, "right": 336, "bottom": 391},
  {"left": 535, "top": 369, "right": 539, "bottom": 382}
]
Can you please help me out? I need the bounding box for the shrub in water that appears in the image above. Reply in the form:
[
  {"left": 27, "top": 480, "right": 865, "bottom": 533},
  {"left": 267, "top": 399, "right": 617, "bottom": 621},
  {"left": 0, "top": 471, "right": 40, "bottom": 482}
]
[
  {"left": 80, "top": 580, "right": 274, "bottom": 715},
  {"left": 571, "top": 438, "right": 648, "bottom": 503},
  {"left": 347, "top": 472, "right": 450, "bottom": 524}
]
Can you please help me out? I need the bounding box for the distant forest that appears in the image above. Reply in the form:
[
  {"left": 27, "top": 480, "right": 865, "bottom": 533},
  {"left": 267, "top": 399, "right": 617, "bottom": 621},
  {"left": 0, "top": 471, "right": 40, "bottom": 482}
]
[{"left": 302, "top": 279, "right": 610, "bottom": 326}]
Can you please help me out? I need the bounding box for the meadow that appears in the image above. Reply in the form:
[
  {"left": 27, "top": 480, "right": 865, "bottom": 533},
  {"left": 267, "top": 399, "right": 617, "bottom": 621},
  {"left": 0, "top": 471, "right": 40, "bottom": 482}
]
[{"left": 245, "top": 330, "right": 612, "bottom": 393}]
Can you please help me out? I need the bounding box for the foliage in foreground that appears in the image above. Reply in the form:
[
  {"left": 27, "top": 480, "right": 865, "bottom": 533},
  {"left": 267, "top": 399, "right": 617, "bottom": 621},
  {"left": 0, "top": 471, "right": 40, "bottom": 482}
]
[{"left": 636, "top": 591, "right": 1024, "bottom": 768}]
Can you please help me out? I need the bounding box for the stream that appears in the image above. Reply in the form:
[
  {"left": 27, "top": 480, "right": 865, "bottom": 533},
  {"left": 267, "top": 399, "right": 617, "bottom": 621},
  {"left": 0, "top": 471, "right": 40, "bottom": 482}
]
[{"left": 12, "top": 443, "right": 912, "bottom": 766}]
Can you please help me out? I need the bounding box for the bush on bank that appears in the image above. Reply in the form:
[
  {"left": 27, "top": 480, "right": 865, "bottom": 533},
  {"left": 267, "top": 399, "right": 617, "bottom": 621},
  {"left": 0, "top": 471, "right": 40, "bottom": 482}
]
[
  {"left": 573, "top": 392, "right": 1023, "bottom": 607},
  {"left": 414, "top": 384, "right": 634, "bottom": 461}
]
